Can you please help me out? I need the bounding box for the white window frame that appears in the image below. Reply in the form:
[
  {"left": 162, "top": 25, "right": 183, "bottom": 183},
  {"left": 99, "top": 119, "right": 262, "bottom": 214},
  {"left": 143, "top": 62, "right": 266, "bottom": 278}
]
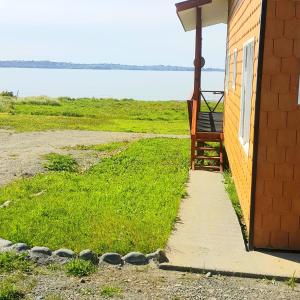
[
  {"left": 225, "top": 51, "right": 230, "bottom": 94},
  {"left": 232, "top": 48, "right": 238, "bottom": 91},
  {"left": 239, "top": 38, "right": 255, "bottom": 155}
]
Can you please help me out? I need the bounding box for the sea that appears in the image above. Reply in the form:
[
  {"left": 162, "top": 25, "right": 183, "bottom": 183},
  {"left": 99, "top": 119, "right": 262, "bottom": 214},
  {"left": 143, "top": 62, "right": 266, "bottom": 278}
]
[{"left": 0, "top": 68, "right": 225, "bottom": 101}]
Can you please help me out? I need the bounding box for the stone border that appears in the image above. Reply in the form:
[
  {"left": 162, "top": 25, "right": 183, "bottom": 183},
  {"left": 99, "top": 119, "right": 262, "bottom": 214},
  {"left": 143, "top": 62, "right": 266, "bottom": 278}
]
[{"left": 0, "top": 238, "right": 169, "bottom": 266}]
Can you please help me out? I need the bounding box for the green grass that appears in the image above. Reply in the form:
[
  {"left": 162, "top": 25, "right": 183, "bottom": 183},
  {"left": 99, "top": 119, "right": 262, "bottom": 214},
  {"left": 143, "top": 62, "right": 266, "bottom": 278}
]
[
  {"left": 0, "top": 253, "right": 33, "bottom": 274},
  {"left": 0, "top": 96, "right": 190, "bottom": 134},
  {"left": 65, "top": 259, "right": 96, "bottom": 277},
  {"left": 223, "top": 171, "right": 248, "bottom": 240},
  {"left": 0, "top": 138, "right": 189, "bottom": 253},
  {"left": 100, "top": 286, "right": 123, "bottom": 298},
  {"left": 43, "top": 153, "right": 79, "bottom": 172},
  {"left": 0, "top": 280, "right": 24, "bottom": 300},
  {"left": 0, "top": 96, "right": 223, "bottom": 134}
]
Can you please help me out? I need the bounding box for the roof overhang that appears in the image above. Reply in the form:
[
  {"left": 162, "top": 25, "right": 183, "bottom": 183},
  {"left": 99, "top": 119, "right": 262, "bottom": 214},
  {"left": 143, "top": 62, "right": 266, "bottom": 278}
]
[{"left": 176, "top": 0, "right": 228, "bottom": 31}]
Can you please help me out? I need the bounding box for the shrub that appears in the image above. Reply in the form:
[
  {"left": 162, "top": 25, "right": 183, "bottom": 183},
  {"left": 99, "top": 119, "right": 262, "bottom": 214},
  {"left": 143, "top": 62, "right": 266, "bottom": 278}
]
[
  {"left": 43, "top": 153, "right": 79, "bottom": 172},
  {"left": 65, "top": 259, "right": 96, "bottom": 277},
  {"left": 0, "top": 91, "right": 15, "bottom": 97}
]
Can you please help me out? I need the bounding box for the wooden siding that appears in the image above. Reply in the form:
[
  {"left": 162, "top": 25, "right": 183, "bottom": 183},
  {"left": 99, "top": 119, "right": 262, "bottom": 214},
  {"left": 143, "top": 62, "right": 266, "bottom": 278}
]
[
  {"left": 253, "top": 0, "right": 300, "bottom": 250},
  {"left": 224, "top": 0, "right": 262, "bottom": 231}
]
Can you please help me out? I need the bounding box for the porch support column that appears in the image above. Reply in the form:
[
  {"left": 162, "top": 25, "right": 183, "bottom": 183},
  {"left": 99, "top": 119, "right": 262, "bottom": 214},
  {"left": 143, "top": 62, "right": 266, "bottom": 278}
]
[{"left": 193, "top": 6, "right": 202, "bottom": 109}]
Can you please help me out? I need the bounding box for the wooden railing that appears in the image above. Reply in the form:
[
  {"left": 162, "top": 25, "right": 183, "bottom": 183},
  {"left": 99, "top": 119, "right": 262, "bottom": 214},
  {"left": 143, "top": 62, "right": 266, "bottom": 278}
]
[{"left": 187, "top": 90, "right": 224, "bottom": 135}]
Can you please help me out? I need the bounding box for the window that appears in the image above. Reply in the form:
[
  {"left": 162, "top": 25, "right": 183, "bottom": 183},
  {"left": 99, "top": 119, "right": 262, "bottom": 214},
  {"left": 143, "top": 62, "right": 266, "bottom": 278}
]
[
  {"left": 232, "top": 49, "right": 238, "bottom": 91},
  {"left": 225, "top": 52, "right": 230, "bottom": 94},
  {"left": 239, "top": 38, "right": 255, "bottom": 153}
]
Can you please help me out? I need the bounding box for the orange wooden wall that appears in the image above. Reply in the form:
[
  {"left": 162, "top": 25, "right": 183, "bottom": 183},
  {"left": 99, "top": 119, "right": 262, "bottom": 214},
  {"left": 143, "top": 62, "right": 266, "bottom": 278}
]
[
  {"left": 253, "top": 0, "right": 300, "bottom": 250},
  {"left": 224, "top": 0, "right": 262, "bottom": 231}
]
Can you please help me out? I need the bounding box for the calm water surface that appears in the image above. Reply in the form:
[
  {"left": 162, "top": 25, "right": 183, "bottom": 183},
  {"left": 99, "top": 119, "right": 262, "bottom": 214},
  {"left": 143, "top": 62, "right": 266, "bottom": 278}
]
[{"left": 0, "top": 68, "right": 225, "bottom": 101}]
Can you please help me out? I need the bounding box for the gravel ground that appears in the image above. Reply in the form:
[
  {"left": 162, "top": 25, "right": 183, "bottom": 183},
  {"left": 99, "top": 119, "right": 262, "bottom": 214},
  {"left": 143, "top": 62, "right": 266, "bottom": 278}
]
[
  {"left": 0, "top": 130, "right": 188, "bottom": 187},
  {"left": 1, "top": 263, "right": 299, "bottom": 300}
]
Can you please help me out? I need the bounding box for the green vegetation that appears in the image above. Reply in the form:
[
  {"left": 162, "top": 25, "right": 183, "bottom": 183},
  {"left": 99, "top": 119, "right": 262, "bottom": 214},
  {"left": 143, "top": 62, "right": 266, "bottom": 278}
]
[
  {"left": 65, "top": 259, "right": 96, "bottom": 277},
  {"left": 0, "top": 138, "right": 189, "bottom": 253},
  {"left": 223, "top": 171, "right": 248, "bottom": 240},
  {"left": 43, "top": 153, "right": 79, "bottom": 172},
  {"left": 0, "top": 252, "right": 33, "bottom": 274},
  {"left": 0, "top": 96, "right": 223, "bottom": 134},
  {"left": 67, "top": 141, "right": 129, "bottom": 152},
  {"left": 286, "top": 272, "right": 297, "bottom": 290},
  {"left": 0, "top": 91, "right": 15, "bottom": 98},
  {"left": 0, "top": 96, "right": 190, "bottom": 134},
  {"left": 100, "top": 286, "right": 123, "bottom": 298},
  {"left": 0, "top": 280, "right": 24, "bottom": 300}
]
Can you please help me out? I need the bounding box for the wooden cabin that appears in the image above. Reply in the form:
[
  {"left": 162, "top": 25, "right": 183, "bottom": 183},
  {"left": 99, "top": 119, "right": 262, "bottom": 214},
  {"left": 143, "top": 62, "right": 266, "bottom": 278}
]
[{"left": 176, "top": 0, "right": 300, "bottom": 251}]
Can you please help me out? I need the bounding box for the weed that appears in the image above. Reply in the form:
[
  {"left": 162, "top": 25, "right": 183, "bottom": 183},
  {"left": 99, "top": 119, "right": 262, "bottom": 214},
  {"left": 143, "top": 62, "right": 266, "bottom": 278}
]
[
  {"left": 44, "top": 293, "right": 64, "bottom": 300},
  {"left": 67, "top": 141, "right": 129, "bottom": 152},
  {"left": 43, "top": 153, "right": 78, "bottom": 172},
  {"left": 286, "top": 272, "right": 297, "bottom": 290},
  {"left": 65, "top": 259, "right": 96, "bottom": 277},
  {"left": 0, "top": 252, "right": 33, "bottom": 274},
  {"left": 100, "top": 286, "right": 122, "bottom": 298},
  {"left": 0, "top": 280, "right": 24, "bottom": 300}
]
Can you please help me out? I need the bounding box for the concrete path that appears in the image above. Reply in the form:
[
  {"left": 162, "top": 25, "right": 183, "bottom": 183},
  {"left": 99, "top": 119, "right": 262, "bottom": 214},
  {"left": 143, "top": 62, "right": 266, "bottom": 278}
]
[{"left": 161, "top": 171, "right": 300, "bottom": 279}]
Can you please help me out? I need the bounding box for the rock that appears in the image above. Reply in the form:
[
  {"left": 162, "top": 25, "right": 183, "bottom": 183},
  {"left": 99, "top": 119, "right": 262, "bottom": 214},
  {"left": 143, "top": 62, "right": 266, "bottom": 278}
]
[
  {"left": 29, "top": 246, "right": 52, "bottom": 264},
  {"left": 0, "top": 201, "right": 11, "bottom": 209},
  {"left": 122, "top": 252, "right": 148, "bottom": 265},
  {"left": 0, "top": 238, "right": 13, "bottom": 249},
  {"left": 79, "top": 249, "right": 99, "bottom": 265},
  {"left": 100, "top": 253, "right": 123, "bottom": 265},
  {"left": 205, "top": 272, "right": 212, "bottom": 278},
  {"left": 53, "top": 248, "right": 75, "bottom": 258},
  {"left": 146, "top": 249, "right": 169, "bottom": 263},
  {"left": 30, "top": 246, "right": 52, "bottom": 256},
  {"left": 11, "top": 243, "right": 29, "bottom": 252}
]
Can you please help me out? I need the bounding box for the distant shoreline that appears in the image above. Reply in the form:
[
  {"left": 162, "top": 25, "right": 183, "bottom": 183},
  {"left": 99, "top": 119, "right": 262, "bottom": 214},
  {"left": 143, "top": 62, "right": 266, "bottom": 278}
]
[{"left": 0, "top": 60, "right": 225, "bottom": 72}]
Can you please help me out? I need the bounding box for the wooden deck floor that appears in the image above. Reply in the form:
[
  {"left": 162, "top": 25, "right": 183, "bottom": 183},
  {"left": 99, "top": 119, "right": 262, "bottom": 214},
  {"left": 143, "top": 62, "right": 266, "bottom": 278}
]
[{"left": 197, "top": 112, "right": 223, "bottom": 133}]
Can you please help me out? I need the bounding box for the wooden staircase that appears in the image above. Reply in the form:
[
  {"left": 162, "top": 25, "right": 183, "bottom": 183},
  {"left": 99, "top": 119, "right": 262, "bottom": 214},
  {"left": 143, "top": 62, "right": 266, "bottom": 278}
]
[
  {"left": 191, "top": 135, "right": 224, "bottom": 172},
  {"left": 188, "top": 91, "right": 224, "bottom": 172}
]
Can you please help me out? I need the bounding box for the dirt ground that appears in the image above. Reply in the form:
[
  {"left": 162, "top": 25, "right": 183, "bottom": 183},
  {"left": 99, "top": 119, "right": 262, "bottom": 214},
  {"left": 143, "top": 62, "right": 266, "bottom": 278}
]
[
  {"left": 0, "top": 130, "right": 187, "bottom": 187},
  {"left": 1, "top": 263, "right": 299, "bottom": 300}
]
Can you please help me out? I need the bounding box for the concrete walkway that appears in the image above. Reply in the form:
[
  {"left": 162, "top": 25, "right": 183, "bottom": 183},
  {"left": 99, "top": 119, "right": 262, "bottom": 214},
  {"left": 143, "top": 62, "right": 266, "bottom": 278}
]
[{"left": 161, "top": 171, "right": 300, "bottom": 279}]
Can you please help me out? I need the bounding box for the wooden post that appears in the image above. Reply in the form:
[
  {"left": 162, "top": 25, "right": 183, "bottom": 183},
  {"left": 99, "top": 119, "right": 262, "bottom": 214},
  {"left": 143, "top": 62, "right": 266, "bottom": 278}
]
[{"left": 193, "top": 6, "right": 202, "bottom": 109}]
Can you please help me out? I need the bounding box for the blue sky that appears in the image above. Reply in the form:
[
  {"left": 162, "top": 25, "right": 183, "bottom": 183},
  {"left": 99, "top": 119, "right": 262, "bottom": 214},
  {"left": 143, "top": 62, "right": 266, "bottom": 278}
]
[{"left": 0, "top": 0, "right": 227, "bottom": 68}]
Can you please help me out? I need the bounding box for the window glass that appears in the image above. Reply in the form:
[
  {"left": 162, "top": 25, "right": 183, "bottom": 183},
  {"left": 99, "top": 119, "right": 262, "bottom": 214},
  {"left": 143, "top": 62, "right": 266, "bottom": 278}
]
[
  {"left": 232, "top": 49, "right": 238, "bottom": 90},
  {"left": 239, "top": 39, "right": 255, "bottom": 153},
  {"left": 225, "top": 52, "right": 230, "bottom": 94}
]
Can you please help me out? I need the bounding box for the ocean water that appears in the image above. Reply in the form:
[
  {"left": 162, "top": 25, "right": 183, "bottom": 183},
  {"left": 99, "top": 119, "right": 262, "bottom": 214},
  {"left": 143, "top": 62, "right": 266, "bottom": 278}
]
[{"left": 0, "top": 68, "right": 225, "bottom": 101}]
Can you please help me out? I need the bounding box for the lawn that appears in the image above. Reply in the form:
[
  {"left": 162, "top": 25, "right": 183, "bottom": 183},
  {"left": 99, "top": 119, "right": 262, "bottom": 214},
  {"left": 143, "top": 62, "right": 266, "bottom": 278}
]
[
  {"left": 0, "top": 95, "right": 223, "bottom": 134},
  {"left": 0, "top": 138, "right": 189, "bottom": 254},
  {"left": 0, "top": 96, "right": 190, "bottom": 134}
]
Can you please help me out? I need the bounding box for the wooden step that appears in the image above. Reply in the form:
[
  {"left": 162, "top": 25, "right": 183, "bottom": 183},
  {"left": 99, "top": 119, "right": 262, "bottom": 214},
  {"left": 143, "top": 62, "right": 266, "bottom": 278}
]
[
  {"left": 194, "top": 147, "right": 216, "bottom": 151},
  {"left": 195, "top": 165, "right": 221, "bottom": 171},
  {"left": 195, "top": 156, "right": 220, "bottom": 161}
]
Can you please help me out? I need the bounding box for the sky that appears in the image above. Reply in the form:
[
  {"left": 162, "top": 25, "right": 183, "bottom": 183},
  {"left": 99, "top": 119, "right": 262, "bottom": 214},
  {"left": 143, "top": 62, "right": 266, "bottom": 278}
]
[{"left": 0, "top": 0, "right": 227, "bottom": 68}]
